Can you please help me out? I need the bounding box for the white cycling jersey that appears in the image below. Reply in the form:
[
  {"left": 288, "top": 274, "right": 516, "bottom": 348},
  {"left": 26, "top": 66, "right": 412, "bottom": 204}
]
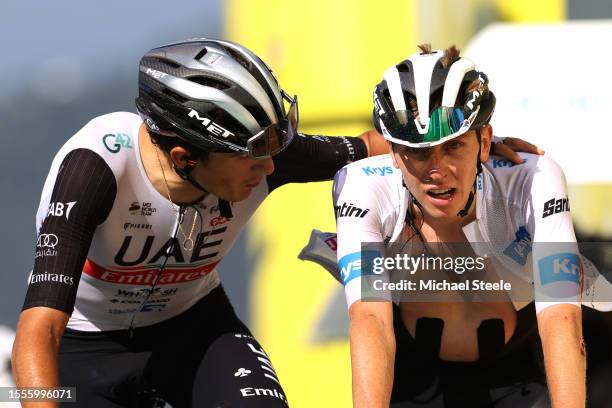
[
  {"left": 24, "top": 112, "right": 367, "bottom": 331},
  {"left": 333, "top": 153, "right": 584, "bottom": 313}
]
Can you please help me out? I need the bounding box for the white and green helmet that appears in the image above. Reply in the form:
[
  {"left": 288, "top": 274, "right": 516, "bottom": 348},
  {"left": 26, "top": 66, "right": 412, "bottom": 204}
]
[{"left": 372, "top": 49, "right": 495, "bottom": 148}]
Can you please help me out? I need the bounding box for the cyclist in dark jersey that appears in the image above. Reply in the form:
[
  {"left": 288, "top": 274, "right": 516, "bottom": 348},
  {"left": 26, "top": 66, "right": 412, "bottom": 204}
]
[{"left": 11, "top": 39, "right": 538, "bottom": 408}]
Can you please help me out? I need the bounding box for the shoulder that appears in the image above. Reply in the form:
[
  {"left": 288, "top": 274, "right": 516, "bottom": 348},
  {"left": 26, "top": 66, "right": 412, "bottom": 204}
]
[
  {"left": 484, "top": 153, "right": 566, "bottom": 184},
  {"left": 55, "top": 112, "right": 142, "bottom": 176},
  {"left": 78, "top": 112, "right": 141, "bottom": 155},
  {"left": 483, "top": 153, "right": 568, "bottom": 202},
  {"left": 333, "top": 155, "right": 399, "bottom": 200}
]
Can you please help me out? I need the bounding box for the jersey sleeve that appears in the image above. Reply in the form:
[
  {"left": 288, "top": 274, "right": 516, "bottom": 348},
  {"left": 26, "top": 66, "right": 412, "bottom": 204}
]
[
  {"left": 266, "top": 133, "right": 368, "bottom": 192},
  {"left": 23, "top": 149, "right": 117, "bottom": 314},
  {"left": 524, "top": 156, "right": 581, "bottom": 314},
  {"left": 333, "top": 166, "right": 388, "bottom": 308}
]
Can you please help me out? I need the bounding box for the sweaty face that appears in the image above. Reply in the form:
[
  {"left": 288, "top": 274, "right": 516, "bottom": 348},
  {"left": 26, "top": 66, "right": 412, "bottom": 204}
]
[
  {"left": 191, "top": 152, "right": 275, "bottom": 202},
  {"left": 391, "top": 131, "right": 489, "bottom": 221}
]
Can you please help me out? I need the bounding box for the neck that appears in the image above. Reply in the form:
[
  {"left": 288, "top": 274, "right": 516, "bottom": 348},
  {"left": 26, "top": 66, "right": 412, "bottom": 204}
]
[
  {"left": 138, "top": 124, "right": 206, "bottom": 205},
  {"left": 412, "top": 194, "right": 477, "bottom": 242}
]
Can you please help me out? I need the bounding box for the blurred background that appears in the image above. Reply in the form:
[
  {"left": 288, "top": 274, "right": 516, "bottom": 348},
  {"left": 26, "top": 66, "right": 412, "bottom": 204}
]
[{"left": 1, "top": 0, "right": 611, "bottom": 406}]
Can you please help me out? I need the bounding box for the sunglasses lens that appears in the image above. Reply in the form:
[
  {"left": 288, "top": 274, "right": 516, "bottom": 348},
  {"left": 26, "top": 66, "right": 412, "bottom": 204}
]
[{"left": 248, "top": 95, "right": 299, "bottom": 158}]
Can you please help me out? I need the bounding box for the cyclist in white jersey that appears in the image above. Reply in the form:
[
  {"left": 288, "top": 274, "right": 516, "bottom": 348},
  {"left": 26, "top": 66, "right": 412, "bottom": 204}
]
[
  {"left": 333, "top": 45, "right": 585, "bottom": 407},
  {"left": 11, "top": 39, "right": 538, "bottom": 408}
]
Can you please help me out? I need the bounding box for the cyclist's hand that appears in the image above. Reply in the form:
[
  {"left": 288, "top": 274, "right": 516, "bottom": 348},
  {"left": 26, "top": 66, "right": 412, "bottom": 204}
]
[{"left": 492, "top": 136, "right": 545, "bottom": 164}]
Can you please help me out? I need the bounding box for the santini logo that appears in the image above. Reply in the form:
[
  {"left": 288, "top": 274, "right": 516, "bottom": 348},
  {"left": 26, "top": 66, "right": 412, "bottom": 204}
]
[
  {"left": 334, "top": 203, "right": 369, "bottom": 218},
  {"left": 542, "top": 197, "right": 570, "bottom": 218},
  {"left": 188, "top": 110, "right": 234, "bottom": 139}
]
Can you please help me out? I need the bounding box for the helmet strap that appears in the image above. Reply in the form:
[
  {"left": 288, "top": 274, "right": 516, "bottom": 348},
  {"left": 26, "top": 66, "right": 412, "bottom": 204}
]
[
  {"left": 172, "top": 161, "right": 233, "bottom": 219},
  {"left": 457, "top": 129, "right": 482, "bottom": 218}
]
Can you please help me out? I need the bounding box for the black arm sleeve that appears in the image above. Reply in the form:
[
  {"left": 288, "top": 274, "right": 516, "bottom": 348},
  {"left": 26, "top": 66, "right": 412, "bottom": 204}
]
[
  {"left": 266, "top": 133, "right": 368, "bottom": 192},
  {"left": 23, "top": 149, "right": 117, "bottom": 314}
]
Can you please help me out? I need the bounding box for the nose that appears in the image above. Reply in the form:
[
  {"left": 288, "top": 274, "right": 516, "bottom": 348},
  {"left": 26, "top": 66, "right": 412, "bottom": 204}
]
[
  {"left": 257, "top": 156, "right": 275, "bottom": 176},
  {"left": 424, "top": 147, "right": 447, "bottom": 180}
]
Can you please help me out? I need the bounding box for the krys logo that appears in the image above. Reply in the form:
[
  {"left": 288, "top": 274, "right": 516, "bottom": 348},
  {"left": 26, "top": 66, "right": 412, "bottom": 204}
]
[
  {"left": 538, "top": 253, "right": 581, "bottom": 285},
  {"left": 503, "top": 226, "right": 532, "bottom": 266},
  {"left": 492, "top": 158, "right": 527, "bottom": 169},
  {"left": 338, "top": 250, "right": 380, "bottom": 285},
  {"left": 103, "top": 133, "right": 133, "bottom": 153},
  {"left": 362, "top": 166, "right": 393, "bottom": 176}
]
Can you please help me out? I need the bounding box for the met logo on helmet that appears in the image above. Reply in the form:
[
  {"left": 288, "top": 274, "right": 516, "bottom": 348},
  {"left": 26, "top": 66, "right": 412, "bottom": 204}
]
[
  {"left": 145, "top": 68, "right": 167, "bottom": 80},
  {"left": 187, "top": 109, "right": 234, "bottom": 139}
]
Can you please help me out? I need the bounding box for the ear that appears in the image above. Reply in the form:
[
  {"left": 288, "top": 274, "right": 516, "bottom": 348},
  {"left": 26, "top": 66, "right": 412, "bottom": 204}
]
[
  {"left": 479, "top": 124, "right": 493, "bottom": 163},
  {"left": 388, "top": 142, "right": 401, "bottom": 169},
  {"left": 169, "top": 146, "right": 193, "bottom": 169}
]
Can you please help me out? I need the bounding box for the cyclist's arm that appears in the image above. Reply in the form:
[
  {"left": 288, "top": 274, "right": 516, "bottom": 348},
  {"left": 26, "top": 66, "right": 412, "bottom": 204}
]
[
  {"left": 13, "top": 149, "right": 116, "bottom": 397},
  {"left": 267, "top": 133, "right": 368, "bottom": 191},
  {"left": 527, "top": 156, "right": 585, "bottom": 407},
  {"left": 349, "top": 300, "right": 395, "bottom": 408},
  {"left": 537, "top": 304, "right": 585, "bottom": 408},
  {"left": 333, "top": 165, "right": 396, "bottom": 406},
  {"left": 12, "top": 308, "right": 69, "bottom": 408}
]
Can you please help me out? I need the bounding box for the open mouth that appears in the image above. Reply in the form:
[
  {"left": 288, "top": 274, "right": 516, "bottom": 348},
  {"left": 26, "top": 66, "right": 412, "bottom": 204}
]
[{"left": 427, "top": 188, "right": 456, "bottom": 199}]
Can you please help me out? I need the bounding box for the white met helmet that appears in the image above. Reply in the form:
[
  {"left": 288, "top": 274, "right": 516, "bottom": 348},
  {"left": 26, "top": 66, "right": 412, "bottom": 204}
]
[{"left": 372, "top": 47, "right": 495, "bottom": 148}]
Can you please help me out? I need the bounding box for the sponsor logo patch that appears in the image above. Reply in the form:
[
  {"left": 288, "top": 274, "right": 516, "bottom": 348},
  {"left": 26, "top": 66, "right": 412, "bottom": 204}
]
[
  {"left": 28, "top": 272, "right": 74, "bottom": 286},
  {"left": 145, "top": 68, "right": 167, "bottom": 79},
  {"left": 129, "top": 202, "right": 157, "bottom": 217},
  {"left": 492, "top": 158, "right": 527, "bottom": 169},
  {"left": 538, "top": 253, "right": 581, "bottom": 285},
  {"left": 209, "top": 215, "right": 230, "bottom": 227},
  {"left": 103, "top": 133, "right": 133, "bottom": 153},
  {"left": 188, "top": 109, "right": 234, "bottom": 139},
  {"left": 334, "top": 203, "right": 370, "bottom": 219},
  {"left": 361, "top": 166, "right": 393, "bottom": 176},
  {"left": 542, "top": 197, "right": 570, "bottom": 218},
  {"left": 84, "top": 259, "right": 221, "bottom": 285},
  {"left": 503, "top": 226, "right": 532, "bottom": 266},
  {"left": 115, "top": 287, "right": 178, "bottom": 298},
  {"left": 47, "top": 201, "right": 77, "bottom": 220},
  {"left": 37, "top": 233, "right": 59, "bottom": 249},
  {"left": 338, "top": 250, "right": 380, "bottom": 285},
  {"left": 123, "top": 222, "right": 153, "bottom": 230}
]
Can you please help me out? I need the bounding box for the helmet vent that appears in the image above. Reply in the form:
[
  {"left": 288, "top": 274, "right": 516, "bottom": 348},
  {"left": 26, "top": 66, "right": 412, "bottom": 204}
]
[
  {"left": 188, "top": 76, "right": 230, "bottom": 90},
  {"left": 194, "top": 48, "right": 208, "bottom": 61},
  {"left": 224, "top": 47, "right": 251, "bottom": 71},
  {"left": 162, "top": 89, "right": 188, "bottom": 103},
  {"left": 396, "top": 63, "right": 411, "bottom": 73},
  {"left": 158, "top": 58, "right": 180, "bottom": 69}
]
